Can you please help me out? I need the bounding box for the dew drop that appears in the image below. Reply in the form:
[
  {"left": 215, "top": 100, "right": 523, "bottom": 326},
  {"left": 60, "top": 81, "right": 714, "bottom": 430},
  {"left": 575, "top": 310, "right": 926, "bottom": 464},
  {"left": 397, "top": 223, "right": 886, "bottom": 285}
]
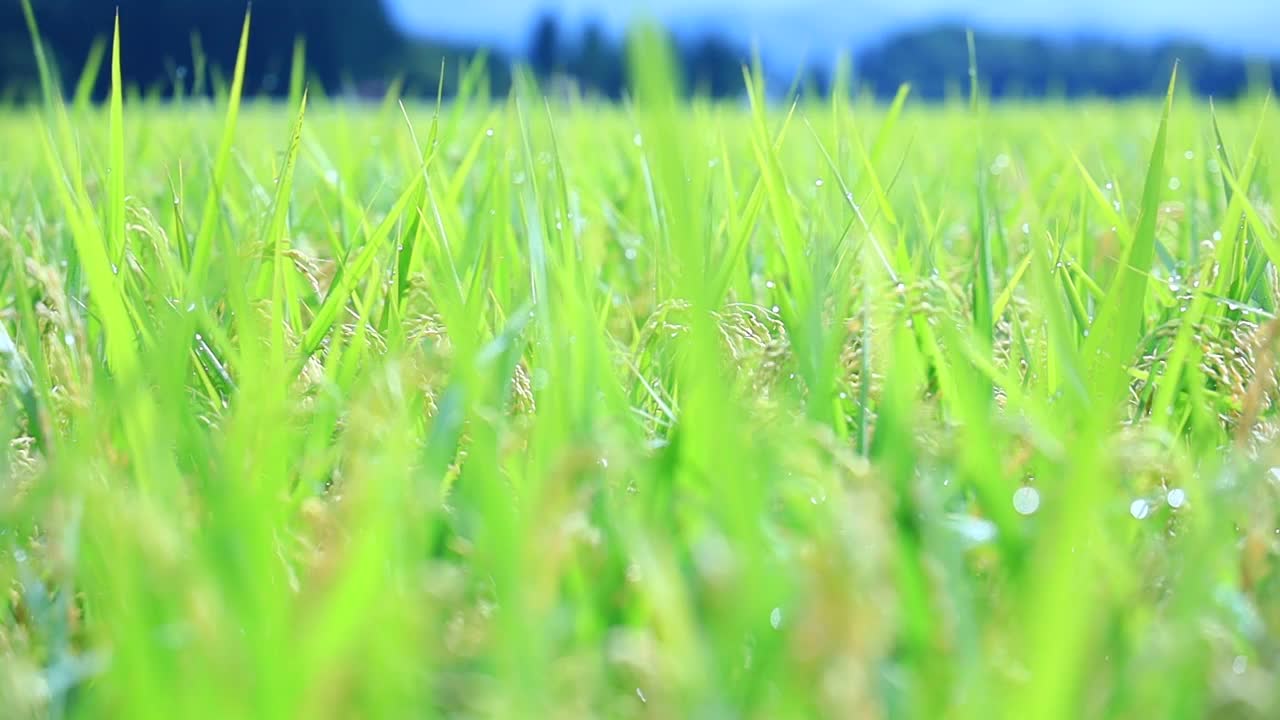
[
  {"left": 485, "top": 128, "right": 494, "bottom": 137},
  {"left": 771, "top": 305, "right": 780, "bottom": 313},
  {"left": 624, "top": 248, "right": 638, "bottom": 261},
  {"left": 1129, "top": 499, "right": 1151, "bottom": 520},
  {"left": 770, "top": 607, "right": 782, "bottom": 630},
  {"left": 1184, "top": 150, "right": 1194, "bottom": 160},
  {"left": 633, "top": 133, "right": 643, "bottom": 147},
  {"left": 1013, "top": 487, "right": 1040, "bottom": 516},
  {"left": 814, "top": 178, "right": 824, "bottom": 187},
  {"left": 1232, "top": 656, "right": 1247, "bottom": 675},
  {"left": 1213, "top": 231, "right": 1223, "bottom": 242},
  {"left": 765, "top": 280, "right": 775, "bottom": 289},
  {"left": 1021, "top": 223, "right": 1031, "bottom": 235},
  {"left": 1105, "top": 181, "right": 1114, "bottom": 191},
  {"left": 1167, "top": 488, "right": 1186, "bottom": 508},
  {"left": 1168, "top": 177, "right": 1181, "bottom": 190}
]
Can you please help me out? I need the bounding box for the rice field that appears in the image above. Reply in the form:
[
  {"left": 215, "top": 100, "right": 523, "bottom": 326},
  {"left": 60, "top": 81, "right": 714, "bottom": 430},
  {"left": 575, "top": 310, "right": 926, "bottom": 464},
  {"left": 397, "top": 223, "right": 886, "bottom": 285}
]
[{"left": 3, "top": 10, "right": 1280, "bottom": 720}]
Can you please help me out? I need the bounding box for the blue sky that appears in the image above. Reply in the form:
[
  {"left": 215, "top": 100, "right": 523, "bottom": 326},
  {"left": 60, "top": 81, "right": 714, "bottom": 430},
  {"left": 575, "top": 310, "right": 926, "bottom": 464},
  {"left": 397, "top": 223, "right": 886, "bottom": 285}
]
[{"left": 385, "top": 0, "right": 1280, "bottom": 62}]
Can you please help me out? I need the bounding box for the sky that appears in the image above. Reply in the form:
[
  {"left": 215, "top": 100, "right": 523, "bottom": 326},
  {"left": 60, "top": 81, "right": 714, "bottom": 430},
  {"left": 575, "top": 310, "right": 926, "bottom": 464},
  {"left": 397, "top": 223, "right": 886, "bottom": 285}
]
[{"left": 384, "top": 0, "right": 1280, "bottom": 64}]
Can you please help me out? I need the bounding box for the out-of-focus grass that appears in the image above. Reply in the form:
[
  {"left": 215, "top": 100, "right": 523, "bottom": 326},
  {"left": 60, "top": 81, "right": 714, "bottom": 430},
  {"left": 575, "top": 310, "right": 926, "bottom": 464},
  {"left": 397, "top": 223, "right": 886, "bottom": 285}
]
[{"left": 3, "top": 8, "right": 1280, "bottom": 720}]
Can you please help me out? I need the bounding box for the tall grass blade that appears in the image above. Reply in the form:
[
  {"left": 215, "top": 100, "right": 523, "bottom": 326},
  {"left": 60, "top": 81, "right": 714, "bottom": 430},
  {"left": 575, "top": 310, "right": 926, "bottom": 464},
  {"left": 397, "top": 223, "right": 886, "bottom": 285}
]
[
  {"left": 1083, "top": 64, "right": 1177, "bottom": 410},
  {"left": 108, "top": 11, "right": 126, "bottom": 266},
  {"left": 187, "top": 9, "right": 251, "bottom": 297}
]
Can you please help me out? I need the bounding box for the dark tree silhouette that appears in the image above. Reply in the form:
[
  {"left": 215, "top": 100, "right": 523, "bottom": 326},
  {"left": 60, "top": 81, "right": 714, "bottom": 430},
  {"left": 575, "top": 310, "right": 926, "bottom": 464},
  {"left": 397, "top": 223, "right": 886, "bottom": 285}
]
[
  {"left": 528, "top": 13, "right": 561, "bottom": 79},
  {"left": 685, "top": 35, "right": 746, "bottom": 98},
  {"left": 569, "top": 21, "right": 624, "bottom": 99}
]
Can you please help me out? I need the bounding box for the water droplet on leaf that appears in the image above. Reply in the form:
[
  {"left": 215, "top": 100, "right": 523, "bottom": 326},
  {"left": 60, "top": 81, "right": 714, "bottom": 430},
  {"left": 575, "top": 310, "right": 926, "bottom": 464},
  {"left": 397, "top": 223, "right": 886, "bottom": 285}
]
[{"left": 1013, "top": 487, "right": 1040, "bottom": 515}]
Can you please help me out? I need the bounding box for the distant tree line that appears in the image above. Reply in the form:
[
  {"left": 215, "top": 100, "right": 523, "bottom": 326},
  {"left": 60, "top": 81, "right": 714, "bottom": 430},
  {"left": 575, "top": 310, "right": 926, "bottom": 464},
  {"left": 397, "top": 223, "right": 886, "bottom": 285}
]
[
  {"left": 1, "top": 1, "right": 1276, "bottom": 102},
  {"left": 855, "top": 26, "right": 1276, "bottom": 99},
  {"left": 0, "top": 0, "right": 406, "bottom": 100}
]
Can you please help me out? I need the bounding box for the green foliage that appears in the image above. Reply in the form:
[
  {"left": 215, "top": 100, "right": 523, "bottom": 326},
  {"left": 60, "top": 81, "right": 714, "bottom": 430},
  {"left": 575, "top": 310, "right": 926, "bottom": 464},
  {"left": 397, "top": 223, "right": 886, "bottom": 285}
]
[{"left": 3, "top": 15, "right": 1280, "bottom": 720}]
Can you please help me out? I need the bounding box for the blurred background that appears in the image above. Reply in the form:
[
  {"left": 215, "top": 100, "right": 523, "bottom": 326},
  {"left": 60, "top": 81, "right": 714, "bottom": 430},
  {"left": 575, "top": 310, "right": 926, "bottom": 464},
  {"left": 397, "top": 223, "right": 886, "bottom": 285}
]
[{"left": 2, "top": 0, "right": 1278, "bottom": 102}]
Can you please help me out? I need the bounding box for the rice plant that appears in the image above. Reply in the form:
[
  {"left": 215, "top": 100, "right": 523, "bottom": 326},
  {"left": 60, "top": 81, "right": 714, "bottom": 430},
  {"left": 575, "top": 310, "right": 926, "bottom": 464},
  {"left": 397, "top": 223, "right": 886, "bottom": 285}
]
[{"left": 2, "top": 8, "right": 1280, "bottom": 719}]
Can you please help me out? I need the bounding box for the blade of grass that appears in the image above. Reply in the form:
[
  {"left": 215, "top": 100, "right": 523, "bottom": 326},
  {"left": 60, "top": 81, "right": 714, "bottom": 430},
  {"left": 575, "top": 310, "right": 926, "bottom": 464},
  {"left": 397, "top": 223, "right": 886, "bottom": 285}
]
[
  {"left": 72, "top": 37, "right": 106, "bottom": 110},
  {"left": 288, "top": 36, "right": 306, "bottom": 109},
  {"left": 1082, "top": 64, "right": 1177, "bottom": 410},
  {"left": 107, "top": 11, "right": 126, "bottom": 266},
  {"left": 186, "top": 8, "right": 251, "bottom": 298}
]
